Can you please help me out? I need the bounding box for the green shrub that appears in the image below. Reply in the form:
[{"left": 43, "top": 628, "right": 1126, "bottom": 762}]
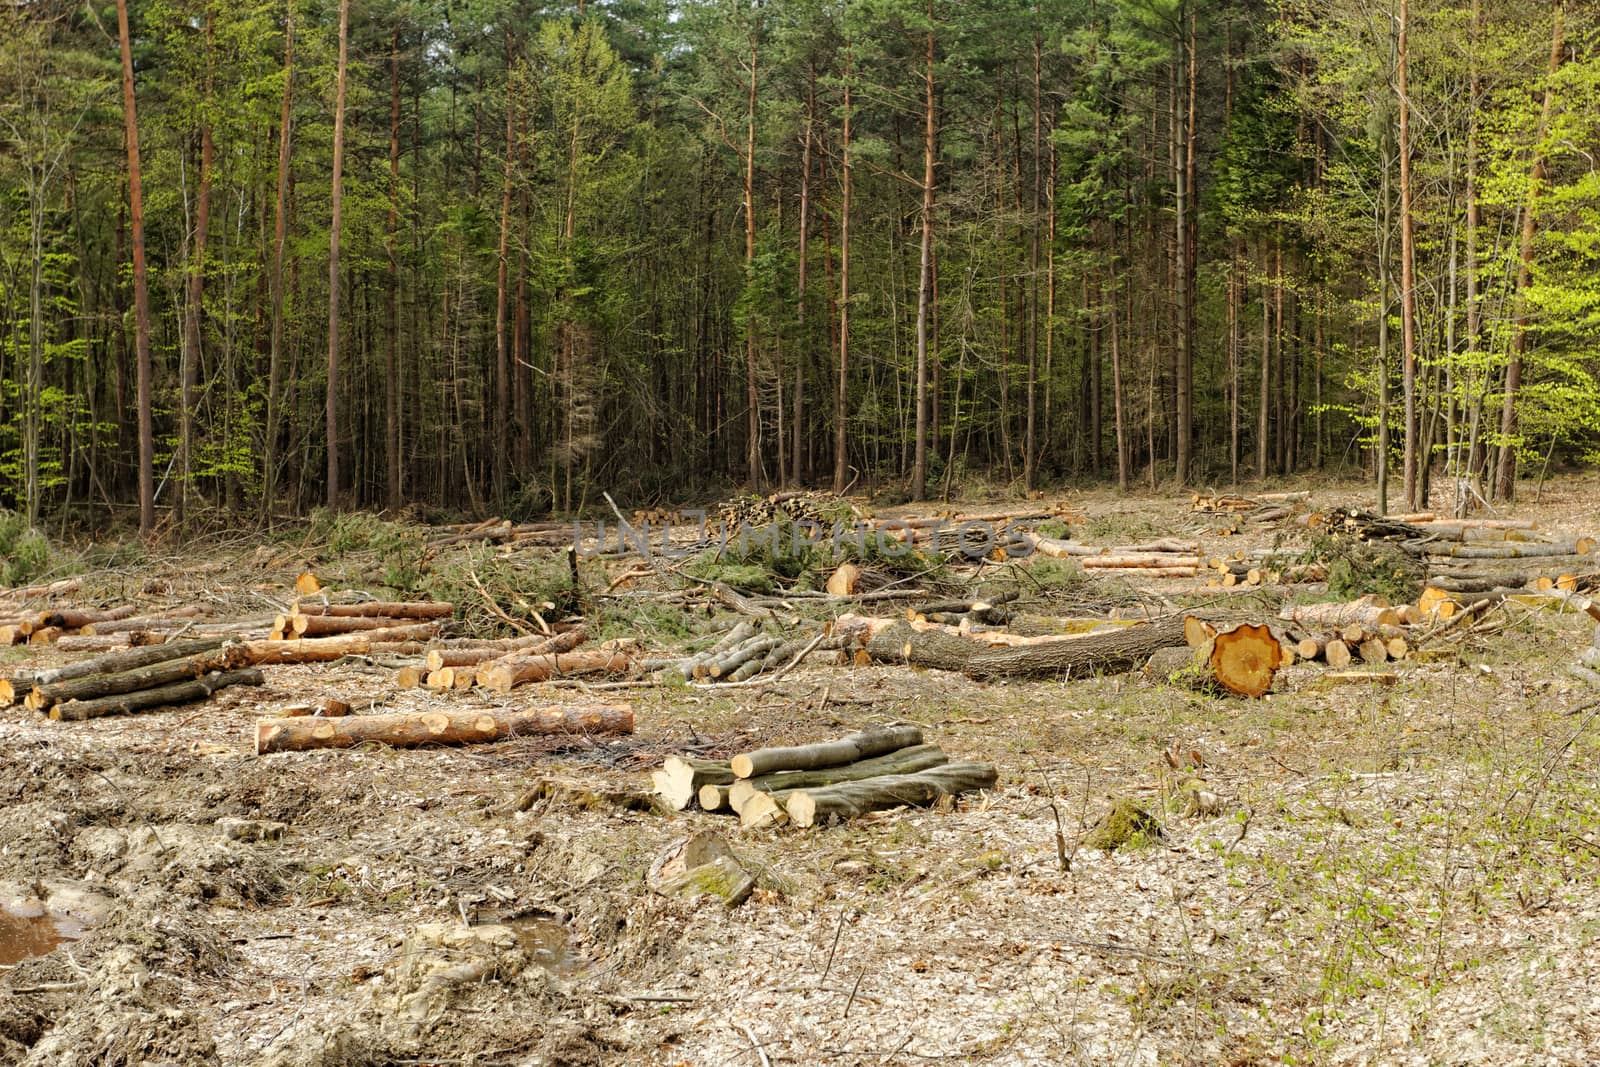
[
  {"left": 0, "top": 511, "right": 54, "bottom": 586},
  {"left": 1313, "top": 535, "right": 1424, "bottom": 603}
]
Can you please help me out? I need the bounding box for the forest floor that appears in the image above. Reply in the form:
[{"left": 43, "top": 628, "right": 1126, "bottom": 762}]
[{"left": 4, "top": 473, "right": 1600, "bottom": 1066}]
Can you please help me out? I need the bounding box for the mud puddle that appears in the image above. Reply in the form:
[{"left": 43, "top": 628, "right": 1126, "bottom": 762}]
[
  {"left": 512, "top": 918, "right": 583, "bottom": 976},
  {"left": 0, "top": 904, "right": 86, "bottom": 966}
]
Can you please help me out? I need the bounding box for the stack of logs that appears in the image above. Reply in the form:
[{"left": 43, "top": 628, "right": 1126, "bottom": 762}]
[
  {"left": 1277, "top": 599, "right": 1416, "bottom": 668},
  {"left": 1023, "top": 533, "right": 1204, "bottom": 578},
  {"left": 399, "top": 628, "right": 636, "bottom": 694},
  {"left": 1, "top": 637, "right": 265, "bottom": 720},
  {"left": 270, "top": 600, "right": 454, "bottom": 640},
  {"left": 651, "top": 727, "right": 997, "bottom": 829},
  {"left": 1, "top": 605, "right": 141, "bottom": 647},
  {"left": 1207, "top": 552, "right": 1327, "bottom": 588},
  {"left": 645, "top": 619, "right": 854, "bottom": 684}
]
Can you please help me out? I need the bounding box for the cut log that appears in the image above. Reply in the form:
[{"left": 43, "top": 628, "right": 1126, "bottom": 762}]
[
  {"left": 826, "top": 563, "right": 862, "bottom": 596},
  {"left": 862, "top": 613, "right": 1197, "bottom": 680},
  {"left": 784, "top": 761, "right": 999, "bottom": 828},
  {"left": 37, "top": 605, "right": 138, "bottom": 630},
  {"left": 1422, "top": 539, "right": 1593, "bottom": 559},
  {"left": 51, "top": 668, "right": 264, "bottom": 721},
  {"left": 1357, "top": 638, "right": 1389, "bottom": 665},
  {"left": 235, "top": 624, "right": 440, "bottom": 665},
  {"left": 1080, "top": 555, "right": 1204, "bottom": 569},
  {"left": 727, "top": 744, "right": 949, "bottom": 813},
  {"left": 1385, "top": 636, "right": 1409, "bottom": 660},
  {"left": 696, "top": 783, "right": 734, "bottom": 812},
  {"left": 26, "top": 645, "right": 250, "bottom": 711},
  {"left": 1315, "top": 671, "right": 1399, "bottom": 688},
  {"left": 290, "top": 614, "right": 420, "bottom": 637},
  {"left": 294, "top": 600, "right": 454, "bottom": 619},
  {"left": 424, "top": 629, "right": 584, "bottom": 671},
  {"left": 2, "top": 636, "right": 229, "bottom": 705},
  {"left": 1323, "top": 639, "right": 1352, "bottom": 668},
  {"left": 255, "top": 703, "right": 634, "bottom": 754},
  {"left": 295, "top": 572, "right": 322, "bottom": 595},
  {"left": 476, "top": 649, "right": 635, "bottom": 693},
  {"left": 730, "top": 726, "right": 925, "bottom": 780},
  {"left": 651, "top": 757, "right": 735, "bottom": 811},
  {"left": 1296, "top": 636, "right": 1324, "bottom": 660},
  {"left": 1281, "top": 602, "right": 1402, "bottom": 629}
]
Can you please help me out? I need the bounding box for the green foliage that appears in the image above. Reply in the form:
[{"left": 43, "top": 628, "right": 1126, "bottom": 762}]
[
  {"left": 0, "top": 510, "right": 54, "bottom": 586},
  {"left": 1087, "top": 798, "right": 1163, "bottom": 852},
  {"left": 1311, "top": 534, "right": 1425, "bottom": 604}
]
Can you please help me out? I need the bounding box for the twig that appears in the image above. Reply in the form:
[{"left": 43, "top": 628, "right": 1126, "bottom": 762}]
[
  {"left": 466, "top": 563, "right": 534, "bottom": 636},
  {"left": 731, "top": 1020, "right": 773, "bottom": 1067}
]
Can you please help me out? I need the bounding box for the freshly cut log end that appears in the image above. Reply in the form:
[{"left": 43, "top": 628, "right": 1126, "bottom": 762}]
[
  {"left": 784, "top": 761, "right": 998, "bottom": 829},
  {"left": 1323, "top": 639, "right": 1352, "bottom": 668},
  {"left": 255, "top": 704, "right": 634, "bottom": 754},
  {"left": 1184, "top": 616, "right": 1217, "bottom": 648},
  {"left": 651, "top": 756, "right": 734, "bottom": 811},
  {"left": 739, "top": 791, "right": 790, "bottom": 830},
  {"left": 729, "top": 726, "right": 925, "bottom": 780},
  {"left": 698, "top": 783, "right": 732, "bottom": 812},
  {"left": 295, "top": 572, "right": 322, "bottom": 595},
  {"left": 1208, "top": 623, "right": 1282, "bottom": 698}
]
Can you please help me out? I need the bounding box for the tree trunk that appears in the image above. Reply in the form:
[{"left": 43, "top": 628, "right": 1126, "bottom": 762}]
[
  {"left": 387, "top": 23, "right": 402, "bottom": 510},
  {"left": 116, "top": 0, "right": 155, "bottom": 536},
  {"left": 1496, "top": 1, "right": 1564, "bottom": 502},
  {"left": 26, "top": 646, "right": 248, "bottom": 712},
  {"left": 911, "top": 15, "right": 936, "bottom": 501},
  {"left": 1398, "top": 0, "right": 1420, "bottom": 511},
  {"left": 477, "top": 648, "right": 635, "bottom": 693},
  {"left": 256, "top": 704, "right": 634, "bottom": 754},
  {"left": 325, "top": 0, "right": 350, "bottom": 508},
  {"left": 263, "top": 0, "right": 294, "bottom": 516},
  {"left": 833, "top": 51, "right": 853, "bottom": 494},
  {"left": 744, "top": 35, "right": 762, "bottom": 487},
  {"left": 865, "top": 614, "right": 1195, "bottom": 680}
]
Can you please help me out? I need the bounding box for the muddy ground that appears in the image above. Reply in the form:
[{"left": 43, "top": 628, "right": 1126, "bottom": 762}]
[{"left": 4, "top": 476, "right": 1600, "bottom": 1066}]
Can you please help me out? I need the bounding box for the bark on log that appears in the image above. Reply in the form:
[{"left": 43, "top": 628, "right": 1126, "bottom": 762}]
[
  {"left": 1080, "top": 555, "right": 1204, "bottom": 569},
  {"left": 1425, "top": 573, "right": 1531, "bottom": 593},
  {"left": 650, "top": 756, "right": 735, "bottom": 811},
  {"left": 293, "top": 600, "right": 454, "bottom": 619},
  {"left": 51, "top": 668, "right": 264, "bottom": 721},
  {"left": 728, "top": 744, "right": 949, "bottom": 813},
  {"left": 1421, "top": 539, "right": 1593, "bottom": 559},
  {"left": 424, "top": 630, "right": 582, "bottom": 671},
  {"left": 289, "top": 613, "right": 422, "bottom": 637},
  {"left": 1281, "top": 602, "right": 1402, "bottom": 629},
  {"left": 730, "top": 726, "right": 925, "bottom": 780},
  {"left": 476, "top": 649, "right": 635, "bottom": 693},
  {"left": 236, "top": 624, "right": 439, "bottom": 665},
  {"left": 26, "top": 646, "right": 249, "bottom": 710},
  {"left": 38, "top": 605, "right": 138, "bottom": 630},
  {"left": 863, "top": 613, "right": 1195, "bottom": 680},
  {"left": 785, "top": 761, "right": 999, "bottom": 828},
  {"left": 2, "top": 636, "right": 229, "bottom": 705},
  {"left": 255, "top": 704, "right": 634, "bottom": 754}
]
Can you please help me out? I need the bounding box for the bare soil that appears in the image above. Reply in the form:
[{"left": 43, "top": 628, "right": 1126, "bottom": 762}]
[{"left": 4, "top": 475, "right": 1600, "bottom": 1066}]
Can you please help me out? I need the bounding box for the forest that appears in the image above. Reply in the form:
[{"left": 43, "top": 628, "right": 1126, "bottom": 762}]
[{"left": 1, "top": 0, "right": 1596, "bottom": 532}]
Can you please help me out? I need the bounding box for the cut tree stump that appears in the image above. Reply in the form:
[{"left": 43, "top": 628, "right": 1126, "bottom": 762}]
[
  {"left": 727, "top": 743, "right": 950, "bottom": 814},
  {"left": 650, "top": 757, "right": 736, "bottom": 811},
  {"left": 1161, "top": 623, "right": 1282, "bottom": 697},
  {"left": 730, "top": 726, "right": 925, "bottom": 779},
  {"left": 51, "top": 668, "right": 265, "bottom": 721},
  {"left": 863, "top": 612, "right": 1196, "bottom": 680},
  {"left": 784, "top": 761, "right": 999, "bottom": 828},
  {"left": 255, "top": 704, "right": 634, "bottom": 754}
]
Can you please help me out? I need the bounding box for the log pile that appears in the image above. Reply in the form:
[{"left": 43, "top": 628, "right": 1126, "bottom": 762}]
[
  {"left": 646, "top": 620, "right": 852, "bottom": 684},
  {"left": 650, "top": 727, "right": 997, "bottom": 829},
  {"left": 0, "top": 605, "right": 143, "bottom": 647},
  {"left": 1023, "top": 533, "right": 1202, "bottom": 578},
  {"left": 2, "top": 637, "right": 264, "bottom": 719},
  {"left": 269, "top": 599, "right": 454, "bottom": 640}
]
